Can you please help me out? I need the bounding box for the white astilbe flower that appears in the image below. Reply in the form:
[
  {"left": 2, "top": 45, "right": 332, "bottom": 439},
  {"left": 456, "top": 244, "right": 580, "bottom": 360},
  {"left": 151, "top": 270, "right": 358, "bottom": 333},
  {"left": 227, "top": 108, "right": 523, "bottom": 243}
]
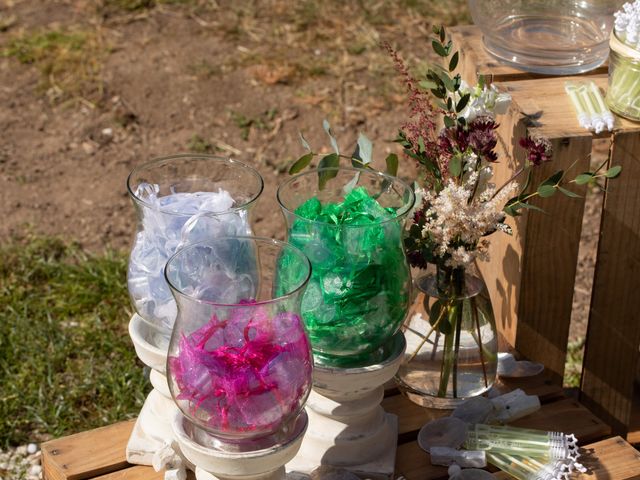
[{"left": 421, "top": 176, "right": 518, "bottom": 268}]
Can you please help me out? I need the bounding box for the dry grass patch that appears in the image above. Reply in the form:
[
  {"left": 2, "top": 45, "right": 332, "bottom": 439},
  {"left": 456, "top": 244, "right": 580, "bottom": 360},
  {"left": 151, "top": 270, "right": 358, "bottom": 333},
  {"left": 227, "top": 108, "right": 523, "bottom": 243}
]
[{"left": 2, "top": 27, "right": 108, "bottom": 105}]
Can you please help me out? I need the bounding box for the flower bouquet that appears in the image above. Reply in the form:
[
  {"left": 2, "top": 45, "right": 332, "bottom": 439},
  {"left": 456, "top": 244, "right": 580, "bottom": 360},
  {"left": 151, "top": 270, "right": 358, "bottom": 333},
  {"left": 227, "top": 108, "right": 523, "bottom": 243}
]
[{"left": 290, "top": 26, "right": 621, "bottom": 405}]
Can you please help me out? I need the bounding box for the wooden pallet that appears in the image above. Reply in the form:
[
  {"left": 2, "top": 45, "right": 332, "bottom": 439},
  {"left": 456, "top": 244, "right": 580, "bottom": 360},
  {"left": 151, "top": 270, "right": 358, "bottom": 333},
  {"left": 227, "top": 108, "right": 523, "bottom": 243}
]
[
  {"left": 451, "top": 25, "right": 640, "bottom": 438},
  {"left": 42, "top": 374, "right": 640, "bottom": 480}
]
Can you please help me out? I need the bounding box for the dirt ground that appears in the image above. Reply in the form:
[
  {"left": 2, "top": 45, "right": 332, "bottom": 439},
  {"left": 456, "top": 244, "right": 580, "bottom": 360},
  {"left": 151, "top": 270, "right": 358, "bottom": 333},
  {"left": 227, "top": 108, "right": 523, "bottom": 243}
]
[
  {"left": 0, "top": 0, "right": 602, "bottom": 344},
  {"left": 0, "top": 0, "right": 467, "bottom": 247}
]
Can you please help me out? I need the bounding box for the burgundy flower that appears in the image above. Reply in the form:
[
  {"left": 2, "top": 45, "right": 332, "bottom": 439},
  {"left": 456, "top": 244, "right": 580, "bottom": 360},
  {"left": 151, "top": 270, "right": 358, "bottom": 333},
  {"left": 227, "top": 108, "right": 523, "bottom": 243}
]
[
  {"left": 519, "top": 136, "right": 553, "bottom": 166},
  {"left": 467, "top": 117, "right": 499, "bottom": 162}
]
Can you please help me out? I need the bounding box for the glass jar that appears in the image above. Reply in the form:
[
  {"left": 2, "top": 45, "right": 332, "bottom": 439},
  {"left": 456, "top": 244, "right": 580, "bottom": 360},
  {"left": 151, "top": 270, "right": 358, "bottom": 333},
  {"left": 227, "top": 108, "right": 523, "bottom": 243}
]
[
  {"left": 126, "top": 154, "right": 263, "bottom": 340},
  {"left": 468, "top": 0, "right": 625, "bottom": 75},
  {"left": 277, "top": 167, "right": 415, "bottom": 366},
  {"left": 396, "top": 265, "right": 498, "bottom": 408},
  {"left": 607, "top": 32, "right": 640, "bottom": 121},
  {"left": 165, "top": 237, "right": 312, "bottom": 440}
]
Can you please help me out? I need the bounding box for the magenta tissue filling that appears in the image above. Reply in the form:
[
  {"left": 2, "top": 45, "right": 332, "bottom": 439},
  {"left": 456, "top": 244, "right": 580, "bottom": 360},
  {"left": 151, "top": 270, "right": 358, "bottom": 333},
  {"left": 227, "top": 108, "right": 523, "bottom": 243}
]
[{"left": 169, "top": 300, "right": 312, "bottom": 435}]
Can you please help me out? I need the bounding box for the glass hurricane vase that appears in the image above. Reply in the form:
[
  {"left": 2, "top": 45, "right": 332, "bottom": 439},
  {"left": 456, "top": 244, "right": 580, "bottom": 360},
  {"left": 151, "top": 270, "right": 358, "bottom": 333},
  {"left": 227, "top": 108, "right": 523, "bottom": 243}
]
[
  {"left": 127, "top": 154, "right": 263, "bottom": 341},
  {"left": 396, "top": 265, "right": 498, "bottom": 408},
  {"left": 277, "top": 167, "right": 415, "bottom": 367},
  {"left": 468, "top": 0, "right": 624, "bottom": 75},
  {"left": 165, "top": 237, "right": 312, "bottom": 440}
]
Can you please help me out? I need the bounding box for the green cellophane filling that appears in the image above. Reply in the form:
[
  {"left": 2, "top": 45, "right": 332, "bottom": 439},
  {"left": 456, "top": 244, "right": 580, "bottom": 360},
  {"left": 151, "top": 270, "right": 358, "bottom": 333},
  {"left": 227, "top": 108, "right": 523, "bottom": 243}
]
[{"left": 277, "top": 186, "right": 410, "bottom": 365}]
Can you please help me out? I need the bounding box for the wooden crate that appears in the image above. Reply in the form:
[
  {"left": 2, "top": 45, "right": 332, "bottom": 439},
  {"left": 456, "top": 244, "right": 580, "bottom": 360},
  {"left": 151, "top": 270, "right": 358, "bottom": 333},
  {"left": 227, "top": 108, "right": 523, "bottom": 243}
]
[
  {"left": 451, "top": 26, "right": 640, "bottom": 437},
  {"left": 43, "top": 377, "right": 640, "bottom": 480}
]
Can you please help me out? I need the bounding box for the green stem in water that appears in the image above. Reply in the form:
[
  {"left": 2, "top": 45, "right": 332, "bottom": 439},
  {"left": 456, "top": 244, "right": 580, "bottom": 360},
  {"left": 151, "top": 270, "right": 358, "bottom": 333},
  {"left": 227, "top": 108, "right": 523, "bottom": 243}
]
[
  {"left": 437, "top": 266, "right": 465, "bottom": 398},
  {"left": 438, "top": 321, "right": 456, "bottom": 397},
  {"left": 471, "top": 296, "right": 489, "bottom": 388},
  {"left": 452, "top": 299, "right": 463, "bottom": 398}
]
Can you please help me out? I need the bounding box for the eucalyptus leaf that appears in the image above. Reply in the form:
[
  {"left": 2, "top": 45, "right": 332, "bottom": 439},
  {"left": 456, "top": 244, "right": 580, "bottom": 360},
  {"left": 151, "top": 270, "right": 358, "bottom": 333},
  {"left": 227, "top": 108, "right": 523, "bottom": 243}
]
[
  {"left": 542, "top": 170, "right": 564, "bottom": 186},
  {"left": 322, "top": 119, "right": 340, "bottom": 155},
  {"left": 288, "top": 152, "right": 314, "bottom": 175},
  {"left": 429, "top": 301, "right": 443, "bottom": 327},
  {"left": 449, "top": 155, "right": 462, "bottom": 177},
  {"left": 299, "top": 131, "right": 312, "bottom": 152},
  {"left": 558, "top": 186, "right": 581, "bottom": 198},
  {"left": 456, "top": 93, "right": 471, "bottom": 113},
  {"left": 439, "top": 305, "right": 456, "bottom": 334},
  {"left": 318, "top": 153, "right": 340, "bottom": 189},
  {"left": 439, "top": 26, "right": 446, "bottom": 42},
  {"left": 357, "top": 133, "right": 373, "bottom": 165},
  {"left": 520, "top": 169, "right": 532, "bottom": 195},
  {"left": 575, "top": 173, "right": 594, "bottom": 185},
  {"left": 519, "top": 202, "right": 546, "bottom": 213},
  {"left": 385, "top": 153, "right": 399, "bottom": 176},
  {"left": 419, "top": 79, "right": 438, "bottom": 90},
  {"left": 432, "top": 40, "right": 447, "bottom": 57},
  {"left": 537, "top": 184, "right": 556, "bottom": 198},
  {"left": 449, "top": 51, "right": 459, "bottom": 71},
  {"left": 605, "top": 165, "right": 622, "bottom": 178}
]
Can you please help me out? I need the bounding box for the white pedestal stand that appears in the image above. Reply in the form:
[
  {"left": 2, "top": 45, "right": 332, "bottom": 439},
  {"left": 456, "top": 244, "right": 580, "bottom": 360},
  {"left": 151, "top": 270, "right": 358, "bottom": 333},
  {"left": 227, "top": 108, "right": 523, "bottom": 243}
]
[
  {"left": 127, "top": 314, "right": 180, "bottom": 466},
  {"left": 173, "top": 410, "right": 308, "bottom": 480},
  {"left": 287, "top": 333, "right": 406, "bottom": 480}
]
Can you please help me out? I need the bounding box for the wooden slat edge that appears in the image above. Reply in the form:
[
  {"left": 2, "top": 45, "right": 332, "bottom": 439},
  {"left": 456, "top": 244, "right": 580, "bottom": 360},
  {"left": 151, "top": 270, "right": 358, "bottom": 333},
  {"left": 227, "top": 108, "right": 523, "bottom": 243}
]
[{"left": 43, "top": 420, "right": 135, "bottom": 480}]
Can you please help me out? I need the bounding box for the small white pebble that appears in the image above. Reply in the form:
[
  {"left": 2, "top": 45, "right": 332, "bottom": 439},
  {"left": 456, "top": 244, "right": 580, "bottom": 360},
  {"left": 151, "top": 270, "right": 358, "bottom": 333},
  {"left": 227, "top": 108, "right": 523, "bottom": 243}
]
[
  {"left": 448, "top": 464, "right": 462, "bottom": 477},
  {"left": 27, "top": 444, "right": 38, "bottom": 455},
  {"left": 15, "top": 446, "right": 28, "bottom": 456},
  {"left": 101, "top": 127, "right": 113, "bottom": 137},
  {"left": 29, "top": 464, "right": 42, "bottom": 476},
  {"left": 164, "top": 467, "right": 186, "bottom": 480}
]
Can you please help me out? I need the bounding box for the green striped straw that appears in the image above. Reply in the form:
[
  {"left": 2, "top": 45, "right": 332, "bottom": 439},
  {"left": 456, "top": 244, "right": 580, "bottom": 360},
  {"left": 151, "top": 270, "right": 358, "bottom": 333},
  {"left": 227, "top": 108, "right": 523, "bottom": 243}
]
[{"left": 464, "top": 424, "right": 577, "bottom": 460}]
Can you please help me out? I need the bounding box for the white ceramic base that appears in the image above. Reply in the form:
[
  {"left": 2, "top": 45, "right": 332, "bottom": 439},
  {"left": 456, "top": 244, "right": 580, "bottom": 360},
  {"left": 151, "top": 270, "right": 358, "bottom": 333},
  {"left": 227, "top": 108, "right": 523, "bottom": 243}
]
[
  {"left": 126, "top": 314, "right": 177, "bottom": 466},
  {"left": 287, "top": 333, "right": 406, "bottom": 480},
  {"left": 173, "top": 410, "right": 308, "bottom": 480}
]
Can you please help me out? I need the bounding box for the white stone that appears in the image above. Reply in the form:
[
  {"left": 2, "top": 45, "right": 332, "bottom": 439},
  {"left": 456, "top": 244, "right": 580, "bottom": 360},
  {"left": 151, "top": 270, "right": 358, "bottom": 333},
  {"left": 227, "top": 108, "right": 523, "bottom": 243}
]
[
  {"left": 491, "top": 389, "right": 540, "bottom": 423},
  {"left": 165, "top": 467, "right": 187, "bottom": 480},
  {"left": 27, "top": 444, "right": 38, "bottom": 455},
  {"left": 29, "top": 464, "right": 42, "bottom": 476}
]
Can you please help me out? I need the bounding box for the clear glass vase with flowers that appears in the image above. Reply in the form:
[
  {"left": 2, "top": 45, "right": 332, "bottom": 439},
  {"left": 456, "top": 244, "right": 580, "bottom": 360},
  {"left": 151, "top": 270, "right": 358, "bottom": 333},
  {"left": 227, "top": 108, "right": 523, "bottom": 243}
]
[{"left": 288, "top": 26, "right": 622, "bottom": 407}]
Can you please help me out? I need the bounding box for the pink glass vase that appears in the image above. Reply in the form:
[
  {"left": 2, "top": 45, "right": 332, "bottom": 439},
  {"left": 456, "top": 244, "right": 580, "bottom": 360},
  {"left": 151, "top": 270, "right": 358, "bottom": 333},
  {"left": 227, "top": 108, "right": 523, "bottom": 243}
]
[{"left": 165, "top": 237, "right": 312, "bottom": 440}]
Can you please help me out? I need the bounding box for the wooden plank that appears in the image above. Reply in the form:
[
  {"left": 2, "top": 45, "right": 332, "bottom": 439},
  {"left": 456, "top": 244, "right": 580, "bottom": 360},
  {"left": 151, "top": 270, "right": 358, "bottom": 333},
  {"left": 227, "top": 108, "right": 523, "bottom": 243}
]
[
  {"left": 510, "top": 398, "right": 611, "bottom": 444},
  {"left": 497, "top": 76, "right": 640, "bottom": 138},
  {"left": 579, "top": 436, "right": 640, "bottom": 480},
  {"left": 381, "top": 393, "right": 449, "bottom": 438},
  {"left": 42, "top": 420, "right": 135, "bottom": 480},
  {"left": 92, "top": 466, "right": 163, "bottom": 480},
  {"left": 476, "top": 97, "right": 529, "bottom": 354},
  {"left": 477, "top": 82, "right": 592, "bottom": 384},
  {"left": 493, "top": 436, "right": 640, "bottom": 479},
  {"left": 582, "top": 131, "right": 640, "bottom": 436},
  {"left": 395, "top": 441, "right": 448, "bottom": 480},
  {"left": 450, "top": 25, "right": 608, "bottom": 84},
  {"left": 492, "top": 369, "right": 565, "bottom": 403},
  {"left": 627, "top": 387, "right": 640, "bottom": 445},
  {"left": 513, "top": 134, "right": 591, "bottom": 384}
]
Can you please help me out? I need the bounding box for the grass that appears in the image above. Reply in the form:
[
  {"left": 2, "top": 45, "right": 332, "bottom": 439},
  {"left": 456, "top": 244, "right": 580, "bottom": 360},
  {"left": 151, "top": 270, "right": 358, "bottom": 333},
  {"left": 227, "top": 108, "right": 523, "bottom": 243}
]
[
  {"left": 0, "top": 236, "right": 148, "bottom": 448},
  {"left": 2, "top": 28, "right": 107, "bottom": 104},
  {"left": 564, "top": 337, "right": 586, "bottom": 388},
  {"left": 99, "top": 0, "right": 198, "bottom": 12}
]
